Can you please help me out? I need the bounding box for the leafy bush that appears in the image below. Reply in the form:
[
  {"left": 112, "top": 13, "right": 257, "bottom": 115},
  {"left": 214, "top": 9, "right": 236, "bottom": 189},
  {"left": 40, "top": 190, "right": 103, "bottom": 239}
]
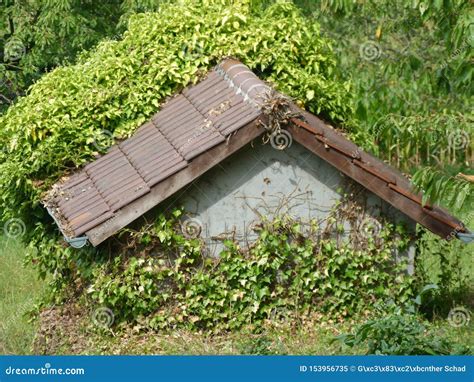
[
  {"left": 0, "top": 0, "right": 352, "bottom": 289},
  {"left": 415, "top": 228, "right": 473, "bottom": 318},
  {"left": 0, "top": 0, "right": 350, "bottom": 229},
  {"left": 0, "top": 0, "right": 124, "bottom": 109},
  {"left": 237, "top": 335, "right": 282, "bottom": 355},
  {"left": 87, "top": 210, "right": 414, "bottom": 331},
  {"left": 335, "top": 286, "right": 471, "bottom": 355},
  {"left": 336, "top": 312, "right": 470, "bottom": 355}
]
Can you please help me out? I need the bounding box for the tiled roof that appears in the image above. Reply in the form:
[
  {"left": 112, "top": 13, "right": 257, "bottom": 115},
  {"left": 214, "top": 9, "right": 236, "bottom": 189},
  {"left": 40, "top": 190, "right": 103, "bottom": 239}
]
[
  {"left": 44, "top": 59, "right": 468, "bottom": 245},
  {"left": 45, "top": 59, "right": 268, "bottom": 238}
]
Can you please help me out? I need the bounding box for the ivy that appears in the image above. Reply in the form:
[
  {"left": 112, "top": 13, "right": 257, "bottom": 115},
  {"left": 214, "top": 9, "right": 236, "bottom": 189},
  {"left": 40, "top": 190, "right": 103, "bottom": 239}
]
[{"left": 88, "top": 210, "right": 414, "bottom": 332}]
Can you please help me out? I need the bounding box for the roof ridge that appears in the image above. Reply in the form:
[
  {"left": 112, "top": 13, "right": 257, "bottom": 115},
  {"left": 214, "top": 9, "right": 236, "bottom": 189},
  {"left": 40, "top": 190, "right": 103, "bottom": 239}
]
[{"left": 216, "top": 59, "right": 271, "bottom": 109}]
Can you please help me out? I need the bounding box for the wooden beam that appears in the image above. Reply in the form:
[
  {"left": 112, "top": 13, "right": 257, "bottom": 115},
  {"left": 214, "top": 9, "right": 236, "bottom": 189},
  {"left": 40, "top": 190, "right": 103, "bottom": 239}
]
[
  {"left": 86, "top": 119, "right": 265, "bottom": 246},
  {"left": 288, "top": 124, "right": 456, "bottom": 240}
]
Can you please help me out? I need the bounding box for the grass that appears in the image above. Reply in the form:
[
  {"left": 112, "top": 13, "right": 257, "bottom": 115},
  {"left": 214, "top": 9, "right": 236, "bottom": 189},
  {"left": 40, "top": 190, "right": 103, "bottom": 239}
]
[
  {"left": 110, "top": 320, "right": 472, "bottom": 355},
  {"left": 32, "top": 302, "right": 473, "bottom": 355},
  {"left": 33, "top": 303, "right": 366, "bottom": 355},
  {"left": 90, "top": 324, "right": 361, "bottom": 355},
  {"left": 0, "top": 235, "right": 47, "bottom": 354}
]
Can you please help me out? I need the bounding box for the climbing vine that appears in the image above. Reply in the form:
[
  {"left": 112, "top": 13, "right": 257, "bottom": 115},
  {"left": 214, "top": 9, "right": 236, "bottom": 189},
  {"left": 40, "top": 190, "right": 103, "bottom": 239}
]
[{"left": 87, "top": 208, "right": 414, "bottom": 332}]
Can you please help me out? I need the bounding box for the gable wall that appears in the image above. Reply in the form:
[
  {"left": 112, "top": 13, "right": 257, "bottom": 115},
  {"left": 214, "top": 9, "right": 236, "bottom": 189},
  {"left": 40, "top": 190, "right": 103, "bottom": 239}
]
[{"left": 161, "top": 140, "right": 416, "bottom": 272}]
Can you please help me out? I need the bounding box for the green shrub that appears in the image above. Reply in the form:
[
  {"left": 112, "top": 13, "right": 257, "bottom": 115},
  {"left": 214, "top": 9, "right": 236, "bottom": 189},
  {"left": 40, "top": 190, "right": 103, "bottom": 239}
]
[
  {"left": 335, "top": 286, "right": 471, "bottom": 355},
  {"left": 415, "top": 228, "right": 473, "bottom": 318},
  {"left": 237, "top": 335, "right": 282, "bottom": 355},
  {"left": 336, "top": 312, "right": 470, "bottom": 355},
  {"left": 0, "top": 0, "right": 351, "bottom": 240}
]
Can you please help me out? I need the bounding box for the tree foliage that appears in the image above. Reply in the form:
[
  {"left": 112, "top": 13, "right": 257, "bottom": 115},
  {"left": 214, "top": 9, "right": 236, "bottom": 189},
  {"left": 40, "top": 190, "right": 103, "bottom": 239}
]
[
  {"left": 0, "top": 0, "right": 126, "bottom": 109},
  {"left": 298, "top": 0, "right": 473, "bottom": 211}
]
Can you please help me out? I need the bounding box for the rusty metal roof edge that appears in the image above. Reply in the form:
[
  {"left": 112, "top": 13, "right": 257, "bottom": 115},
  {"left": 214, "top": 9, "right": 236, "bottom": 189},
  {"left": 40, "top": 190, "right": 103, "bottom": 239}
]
[
  {"left": 45, "top": 58, "right": 469, "bottom": 245},
  {"left": 289, "top": 110, "right": 468, "bottom": 239}
]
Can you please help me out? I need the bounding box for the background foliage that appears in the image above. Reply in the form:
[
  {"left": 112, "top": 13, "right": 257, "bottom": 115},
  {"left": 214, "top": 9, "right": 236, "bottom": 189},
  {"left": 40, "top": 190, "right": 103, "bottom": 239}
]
[
  {"left": 296, "top": 0, "right": 473, "bottom": 211},
  {"left": 0, "top": 0, "right": 123, "bottom": 110},
  {"left": 296, "top": 0, "right": 473, "bottom": 319}
]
